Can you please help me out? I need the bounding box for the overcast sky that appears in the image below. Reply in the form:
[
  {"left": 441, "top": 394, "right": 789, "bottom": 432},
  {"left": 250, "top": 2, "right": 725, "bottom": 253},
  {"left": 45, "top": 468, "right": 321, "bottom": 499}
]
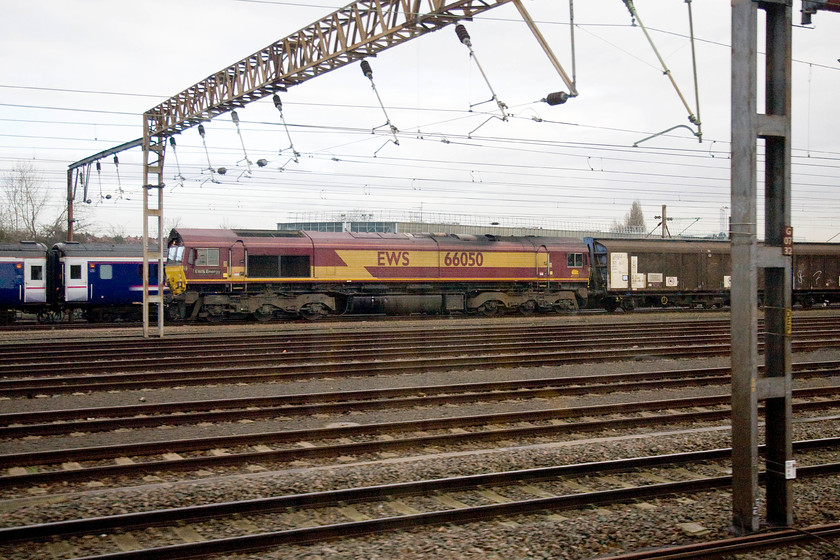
[{"left": 1, "top": 0, "right": 838, "bottom": 240}]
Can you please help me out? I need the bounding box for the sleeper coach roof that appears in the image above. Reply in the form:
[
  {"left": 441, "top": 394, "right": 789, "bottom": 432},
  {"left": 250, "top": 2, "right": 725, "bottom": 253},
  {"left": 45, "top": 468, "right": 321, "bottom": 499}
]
[
  {"left": 0, "top": 241, "right": 48, "bottom": 257},
  {"left": 53, "top": 243, "right": 155, "bottom": 257}
]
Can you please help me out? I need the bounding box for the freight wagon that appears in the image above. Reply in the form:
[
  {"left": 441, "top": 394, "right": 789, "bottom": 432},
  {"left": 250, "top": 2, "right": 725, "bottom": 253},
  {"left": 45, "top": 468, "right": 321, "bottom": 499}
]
[{"left": 585, "top": 237, "right": 840, "bottom": 311}]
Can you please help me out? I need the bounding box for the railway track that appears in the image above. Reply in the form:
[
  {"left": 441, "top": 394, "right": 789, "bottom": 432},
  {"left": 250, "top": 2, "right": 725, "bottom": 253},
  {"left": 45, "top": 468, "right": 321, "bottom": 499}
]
[
  {"left": 2, "top": 386, "right": 838, "bottom": 490},
  {"left": 2, "top": 360, "right": 840, "bottom": 438},
  {"left": 4, "top": 315, "right": 840, "bottom": 358},
  {"left": 606, "top": 522, "right": 840, "bottom": 559},
  {"left": 3, "top": 317, "right": 840, "bottom": 397},
  {"left": 2, "top": 313, "right": 838, "bottom": 559},
  {"left": 1, "top": 442, "right": 837, "bottom": 560}
]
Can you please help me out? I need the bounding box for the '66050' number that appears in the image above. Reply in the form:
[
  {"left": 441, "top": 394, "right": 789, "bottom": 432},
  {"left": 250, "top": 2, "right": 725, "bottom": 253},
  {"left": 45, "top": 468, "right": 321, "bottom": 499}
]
[{"left": 444, "top": 251, "right": 484, "bottom": 267}]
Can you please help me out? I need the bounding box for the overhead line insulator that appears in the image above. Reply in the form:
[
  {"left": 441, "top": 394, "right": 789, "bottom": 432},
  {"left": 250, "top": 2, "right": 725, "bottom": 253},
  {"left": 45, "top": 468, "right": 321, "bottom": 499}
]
[
  {"left": 359, "top": 59, "right": 400, "bottom": 147},
  {"left": 360, "top": 60, "right": 373, "bottom": 79},
  {"left": 454, "top": 23, "right": 508, "bottom": 123},
  {"left": 455, "top": 24, "right": 472, "bottom": 47},
  {"left": 543, "top": 92, "right": 570, "bottom": 106}
]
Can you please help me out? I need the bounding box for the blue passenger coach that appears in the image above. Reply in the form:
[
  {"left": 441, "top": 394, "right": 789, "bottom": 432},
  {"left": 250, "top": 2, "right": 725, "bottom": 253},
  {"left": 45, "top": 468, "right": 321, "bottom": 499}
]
[
  {"left": 51, "top": 243, "right": 160, "bottom": 322},
  {"left": 0, "top": 242, "right": 49, "bottom": 323}
]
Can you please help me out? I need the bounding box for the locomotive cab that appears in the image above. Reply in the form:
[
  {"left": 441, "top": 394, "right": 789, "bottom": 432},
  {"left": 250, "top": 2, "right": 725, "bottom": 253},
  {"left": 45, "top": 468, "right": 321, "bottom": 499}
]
[{"left": 165, "top": 240, "right": 187, "bottom": 296}]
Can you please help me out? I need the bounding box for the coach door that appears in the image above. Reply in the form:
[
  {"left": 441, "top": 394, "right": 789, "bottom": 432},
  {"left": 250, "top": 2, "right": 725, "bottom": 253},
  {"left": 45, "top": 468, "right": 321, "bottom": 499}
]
[
  {"left": 64, "top": 258, "right": 88, "bottom": 302},
  {"left": 24, "top": 258, "right": 47, "bottom": 303}
]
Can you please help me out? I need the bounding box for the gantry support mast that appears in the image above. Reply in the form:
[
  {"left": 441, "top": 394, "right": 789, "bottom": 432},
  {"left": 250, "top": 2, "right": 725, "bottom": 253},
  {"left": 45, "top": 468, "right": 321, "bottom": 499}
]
[
  {"left": 140, "top": 0, "right": 576, "bottom": 337},
  {"left": 730, "top": 0, "right": 793, "bottom": 535},
  {"left": 730, "top": 0, "right": 839, "bottom": 535}
]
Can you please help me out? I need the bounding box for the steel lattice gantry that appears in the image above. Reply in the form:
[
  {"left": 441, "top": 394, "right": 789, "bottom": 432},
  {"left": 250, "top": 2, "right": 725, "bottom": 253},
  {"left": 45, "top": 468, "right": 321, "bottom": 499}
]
[{"left": 140, "top": 0, "right": 575, "bottom": 336}]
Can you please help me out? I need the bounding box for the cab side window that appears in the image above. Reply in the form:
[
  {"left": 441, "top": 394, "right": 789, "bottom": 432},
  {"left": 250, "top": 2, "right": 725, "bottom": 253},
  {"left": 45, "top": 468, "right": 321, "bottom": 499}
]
[
  {"left": 195, "top": 248, "right": 220, "bottom": 267},
  {"left": 567, "top": 253, "right": 584, "bottom": 268}
]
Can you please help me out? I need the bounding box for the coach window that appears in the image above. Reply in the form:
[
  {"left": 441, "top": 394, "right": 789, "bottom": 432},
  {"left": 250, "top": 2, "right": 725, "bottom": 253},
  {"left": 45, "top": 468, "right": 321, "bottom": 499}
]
[
  {"left": 70, "top": 264, "right": 82, "bottom": 280},
  {"left": 31, "top": 265, "right": 43, "bottom": 280},
  {"left": 100, "top": 264, "right": 113, "bottom": 280},
  {"left": 195, "top": 248, "right": 220, "bottom": 267},
  {"left": 567, "top": 253, "right": 584, "bottom": 268}
]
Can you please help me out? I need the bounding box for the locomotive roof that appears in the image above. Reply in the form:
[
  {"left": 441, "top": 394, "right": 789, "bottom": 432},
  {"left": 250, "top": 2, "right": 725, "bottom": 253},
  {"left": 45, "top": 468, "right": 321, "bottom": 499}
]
[
  {"left": 52, "top": 243, "right": 155, "bottom": 257},
  {"left": 0, "top": 241, "right": 48, "bottom": 256},
  {"left": 170, "top": 228, "right": 305, "bottom": 243},
  {"left": 171, "top": 228, "right": 586, "bottom": 249}
]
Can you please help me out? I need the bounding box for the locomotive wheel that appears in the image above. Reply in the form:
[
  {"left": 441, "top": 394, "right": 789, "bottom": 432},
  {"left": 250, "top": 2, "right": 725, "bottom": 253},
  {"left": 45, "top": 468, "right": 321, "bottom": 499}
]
[
  {"left": 253, "top": 306, "right": 275, "bottom": 323},
  {"left": 205, "top": 305, "right": 226, "bottom": 323},
  {"left": 480, "top": 300, "right": 503, "bottom": 316},
  {"left": 300, "top": 303, "right": 330, "bottom": 321},
  {"left": 517, "top": 300, "right": 537, "bottom": 315}
]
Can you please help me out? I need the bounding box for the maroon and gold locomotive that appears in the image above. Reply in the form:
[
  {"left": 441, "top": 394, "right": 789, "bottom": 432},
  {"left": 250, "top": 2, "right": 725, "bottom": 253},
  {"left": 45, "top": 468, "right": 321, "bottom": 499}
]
[{"left": 165, "top": 228, "right": 591, "bottom": 321}]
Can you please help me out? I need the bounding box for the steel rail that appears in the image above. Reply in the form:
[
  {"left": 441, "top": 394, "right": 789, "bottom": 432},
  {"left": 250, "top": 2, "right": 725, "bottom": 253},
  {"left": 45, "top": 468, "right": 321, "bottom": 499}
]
[
  {"left": 1, "top": 392, "right": 837, "bottom": 488},
  {"left": 2, "top": 361, "right": 839, "bottom": 438},
  {"left": 0, "top": 330, "right": 737, "bottom": 376},
  {"left": 3, "top": 334, "right": 840, "bottom": 397},
  {"left": 0, "top": 319, "right": 754, "bottom": 363},
  {"left": 604, "top": 523, "right": 840, "bottom": 559},
  {"left": 0, "top": 341, "right": 735, "bottom": 395},
  {"left": 1, "top": 441, "right": 835, "bottom": 544},
  {"left": 3, "top": 462, "right": 838, "bottom": 559},
  {"left": 2, "top": 316, "right": 837, "bottom": 359},
  {"left": 6, "top": 323, "right": 836, "bottom": 374}
]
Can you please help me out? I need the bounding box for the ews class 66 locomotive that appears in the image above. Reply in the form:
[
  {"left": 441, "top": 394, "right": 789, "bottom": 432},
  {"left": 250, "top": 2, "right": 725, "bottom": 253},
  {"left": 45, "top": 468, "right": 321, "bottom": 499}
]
[{"left": 164, "top": 228, "right": 591, "bottom": 322}]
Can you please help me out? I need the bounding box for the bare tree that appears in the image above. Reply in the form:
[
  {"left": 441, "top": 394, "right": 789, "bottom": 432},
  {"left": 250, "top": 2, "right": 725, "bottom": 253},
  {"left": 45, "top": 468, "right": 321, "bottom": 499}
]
[
  {"left": 610, "top": 200, "right": 646, "bottom": 234},
  {"left": 164, "top": 216, "right": 182, "bottom": 235},
  {"left": 1, "top": 161, "right": 56, "bottom": 239},
  {"left": 107, "top": 223, "right": 129, "bottom": 244},
  {"left": 625, "top": 200, "right": 646, "bottom": 231}
]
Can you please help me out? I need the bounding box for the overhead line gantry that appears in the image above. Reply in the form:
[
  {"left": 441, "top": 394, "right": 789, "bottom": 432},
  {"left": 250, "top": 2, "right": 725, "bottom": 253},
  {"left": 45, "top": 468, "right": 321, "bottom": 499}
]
[{"left": 138, "top": 0, "right": 577, "bottom": 337}]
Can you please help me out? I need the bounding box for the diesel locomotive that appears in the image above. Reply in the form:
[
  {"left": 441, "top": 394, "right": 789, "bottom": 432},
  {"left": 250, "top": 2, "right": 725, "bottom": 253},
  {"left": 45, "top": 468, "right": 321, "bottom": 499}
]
[{"left": 164, "top": 228, "right": 591, "bottom": 321}]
